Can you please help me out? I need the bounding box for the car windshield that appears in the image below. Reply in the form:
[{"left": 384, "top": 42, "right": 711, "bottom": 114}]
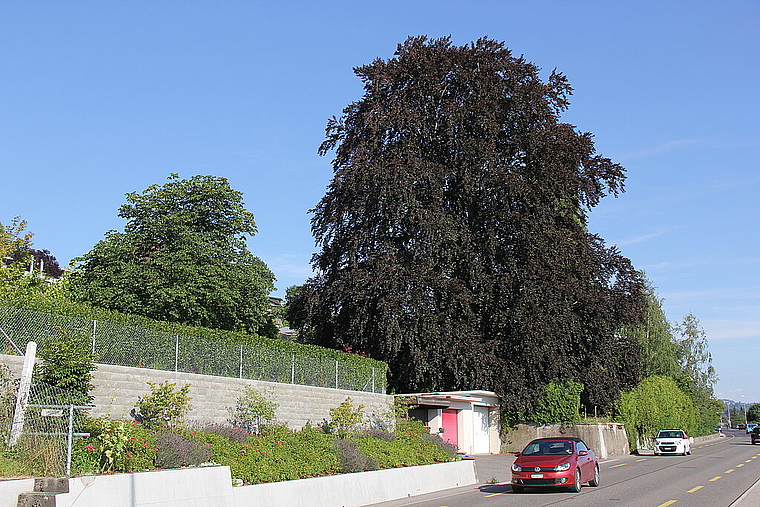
[
  {"left": 657, "top": 431, "right": 683, "bottom": 439},
  {"left": 521, "top": 441, "right": 573, "bottom": 456}
]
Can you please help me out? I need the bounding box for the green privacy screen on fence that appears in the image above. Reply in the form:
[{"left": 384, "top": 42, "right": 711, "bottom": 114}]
[{"left": 0, "top": 306, "right": 387, "bottom": 394}]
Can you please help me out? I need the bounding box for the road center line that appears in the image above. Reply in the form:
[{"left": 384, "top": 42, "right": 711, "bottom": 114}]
[
  {"left": 725, "top": 469, "right": 735, "bottom": 474},
  {"left": 609, "top": 463, "right": 628, "bottom": 468},
  {"left": 635, "top": 458, "right": 647, "bottom": 462},
  {"left": 657, "top": 501, "right": 678, "bottom": 507},
  {"left": 687, "top": 485, "right": 703, "bottom": 493},
  {"left": 709, "top": 476, "right": 722, "bottom": 482}
]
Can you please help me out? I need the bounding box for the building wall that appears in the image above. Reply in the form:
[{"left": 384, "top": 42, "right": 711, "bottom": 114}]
[{"left": 0, "top": 354, "right": 394, "bottom": 430}]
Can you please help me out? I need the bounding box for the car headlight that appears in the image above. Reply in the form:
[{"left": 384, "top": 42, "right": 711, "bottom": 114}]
[
  {"left": 511, "top": 463, "right": 522, "bottom": 472},
  {"left": 554, "top": 462, "right": 571, "bottom": 471}
]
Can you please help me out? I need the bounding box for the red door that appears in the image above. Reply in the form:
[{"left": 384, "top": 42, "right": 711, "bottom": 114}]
[{"left": 442, "top": 409, "right": 459, "bottom": 450}]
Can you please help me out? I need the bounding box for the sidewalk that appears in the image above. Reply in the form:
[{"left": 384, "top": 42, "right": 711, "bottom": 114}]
[{"left": 731, "top": 477, "right": 760, "bottom": 506}]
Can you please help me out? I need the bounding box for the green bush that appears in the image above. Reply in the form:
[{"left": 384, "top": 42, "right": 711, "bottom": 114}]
[
  {"left": 327, "top": 397, "right": 365, "bottom": 438},
  {"left": 132, "top": 382, "right": 192, "bottom": 430},
  {"left": 228, "top": 386, "right": 278, "bottom": 434},
  {"left": 196, "top": 423, "right": 340, "bottom": 484},
  {"left": 68, "top": 416, "right": 458, "bottom": 484},
  {"left": 356, "top": 420, "right": 459, "bottom": 469}
]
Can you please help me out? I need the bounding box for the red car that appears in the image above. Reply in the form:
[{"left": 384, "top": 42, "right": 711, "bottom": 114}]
[{"left": 511, "top": 437, "right": 600, "bottom": 493}]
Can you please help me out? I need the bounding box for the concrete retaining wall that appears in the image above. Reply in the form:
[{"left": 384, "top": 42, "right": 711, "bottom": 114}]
[
  {"left": 501, "top": 422, "right": 631, "bottom": 458},
  {"left": 233, "top": 460, "right": 477, "bottom": 507},
  {"left": 0, "top": 354, "right": 394, "bottom": 430},
  {"left": 1, "top": 461, "right": 476, "bottom": 507},
  {"left": 0, "top": 479, "right": 34, "bottom": 507}
]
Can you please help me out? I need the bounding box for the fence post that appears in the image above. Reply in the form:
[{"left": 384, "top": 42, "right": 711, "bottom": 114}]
[
  {"left": 174, "top": 334, "right": 179, "bottom": 372},
  {"left": 335, "top": 360, "right": 338, "bottom": 389},
  {"left": 239, "top": 345, "right": 244, "bottom": 379},
  {"left": 372, "top": 367, "right": 375, "bottom": 393},
  {"left": 91, "top": 320, "right": 97, "bottom": 355},
  {"left": 10, "top": 341, "right": 36, "bottom": 446},
  {"left": 66, "top": 404, "right": 74, "bottom": 475},
  {"left": 291, "top": 353, "right": 295, "bottom": 384}
]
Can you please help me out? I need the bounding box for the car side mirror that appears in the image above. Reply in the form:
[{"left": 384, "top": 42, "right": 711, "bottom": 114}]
[
  {"left": 514, "top": 452, "right": 521, "bottom": 457},
  {"left": 578, "top": 450, "right": 588, "bottom": 456}
]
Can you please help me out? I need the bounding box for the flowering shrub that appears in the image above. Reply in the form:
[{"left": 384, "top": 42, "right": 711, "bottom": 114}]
[
  {"left": 72, "top": 418, "right": 156, "bottom": 474},
  {"left": 335, "top": 438, "right": 378, "bottom": 473},
  {"left": 70, "top": 417, "right": 458, "bottom": 484},
  {"left": 154, "top": 432, "right": 212, "bottom": 468}
]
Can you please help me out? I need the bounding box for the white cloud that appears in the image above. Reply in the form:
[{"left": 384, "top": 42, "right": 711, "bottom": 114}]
[
  {"left": 267, "top": 253, "right": 316, "bottom": 280},
  {"left": 616, "top": 139, "right": 702, "bottom": 162},
  {"left": 616, "top": 228, "right": 667, "bottom": 246}
]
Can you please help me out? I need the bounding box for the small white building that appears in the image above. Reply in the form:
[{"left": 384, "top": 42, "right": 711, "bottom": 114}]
[{"left": 399, "top": 390, "right": 501, "bottom": 455}]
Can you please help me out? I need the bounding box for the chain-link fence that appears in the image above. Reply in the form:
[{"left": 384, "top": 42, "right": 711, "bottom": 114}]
[
  {"left": 0, "top": 306, "right": 387, "bottom": 393},
  {"left": 0, "top": 373, "right": 91, "bottom": 476}
]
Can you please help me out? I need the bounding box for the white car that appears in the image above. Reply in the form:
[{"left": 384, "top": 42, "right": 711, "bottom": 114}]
[{"left": 654, "top": 429, "right": 691, "bottom": 456}]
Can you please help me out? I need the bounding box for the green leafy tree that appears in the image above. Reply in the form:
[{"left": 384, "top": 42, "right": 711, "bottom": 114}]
[
  {"left": 674, "top": 314, "right": 719, "bottom": 435},
  {"left": 746, "top": 404, "right": 760, "bottom": 424},
  {"left": 618, "top": 376, "right": 698, "bottom": 449},
  {"left": 36, "top": 332, "right": 96, "bottom": 402},
  {"left": 0, "top": 217, "right": 43, "bottom": 298},
  {"left": 68, "top": 174, "right": 276, "bottom": 334},
  {"left": 531, "top": 380, "right": 584, "bottom": 425},
  {"left": 290, "top": 36, "right": 646, "bottom": 417},
  {"left": 626, "top": 279, "right": 680, "bottom": 378}
]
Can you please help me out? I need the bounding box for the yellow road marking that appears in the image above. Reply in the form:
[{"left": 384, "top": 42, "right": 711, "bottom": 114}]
[
  {"left": 747, "top": 460, "right": 753, "bottom": 463},
  {"left": 657, "top": 501, "right": 678, "bottom": 507},
  {"left": 725, "top": 469, "right": 735, "bottom": 474},
  {"left": 737, "top": 464, "right": 745, "bottom": 467},
  {"left": 484, "top": 493, "right": 503, "bottom": 497},
  {"left": 687, "top": 486, "right": 703, "bottom": 493},
  {"left": 635, "top": 458, "right": 647, "bottom": 462},
  {"left": 609, "top": 463, "right": 628, "bottom": 468},
  {"left": 709, "top": 476, "right": 722, "bottom": 482}
]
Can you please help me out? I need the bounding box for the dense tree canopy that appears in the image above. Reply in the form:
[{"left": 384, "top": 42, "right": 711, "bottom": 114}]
[
  {"left": 290, "top": 36, "right": 647, "bottom": 417},
  {"left": 69, "top": 175, "right": 276, "bottom": 334},
  {"left": 0, "top": 217, "right": 43, "bottom": 296}
]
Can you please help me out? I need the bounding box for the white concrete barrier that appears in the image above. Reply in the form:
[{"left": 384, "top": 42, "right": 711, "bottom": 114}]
[
  {"left": 0, "top": 479, "right": 34, "bottom": 507},
  {"left": 54, "top": 466, "right": 235, "bottom": 507},
  {"left": 2, "top": 460, "right": 476, "bottom": 507},
  {"left": 233, "top": 460, "right": 477, "bottom": 507}
]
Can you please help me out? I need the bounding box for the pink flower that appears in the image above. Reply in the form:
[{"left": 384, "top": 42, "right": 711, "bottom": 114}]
[
  {"left": 85, "top": 444, "right": 95, "bottom": 451},
  {"left": 261, "top": 450, "right": 267, "bottom": 455}
]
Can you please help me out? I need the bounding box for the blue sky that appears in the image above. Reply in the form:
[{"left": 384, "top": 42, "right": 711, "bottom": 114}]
[{"left": 2, "top": 1, "right": 758, "bottom": 402}]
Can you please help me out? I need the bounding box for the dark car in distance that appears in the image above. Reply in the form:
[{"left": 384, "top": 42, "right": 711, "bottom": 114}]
[
  {"left": 751, "top": 426, "right": 760, "bottom": 445},
  {"left": 511, "top": 437, "right": 599, "bottom": 493}
]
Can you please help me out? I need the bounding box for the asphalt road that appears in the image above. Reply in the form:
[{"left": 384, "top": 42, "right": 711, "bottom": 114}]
[{"left": 365, "top": 430, "right": 760, "bottom": 507}]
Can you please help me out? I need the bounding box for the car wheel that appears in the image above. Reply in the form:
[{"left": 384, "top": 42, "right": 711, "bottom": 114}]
[
  {"left": 589, "top": 465, "right": 600, "bottom": 487},
  {"left": 571, "top": 469, "right": 582, "bottom": 493},
  {"left": 512, "top": 485, "right": 524, "bottom": 493}
]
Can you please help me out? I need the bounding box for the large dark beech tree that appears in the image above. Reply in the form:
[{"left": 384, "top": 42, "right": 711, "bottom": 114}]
[
  {"left": 290, "top": 37, "right": 646, "bottom": 418},
  {"left": 69, "top": 174, "right": 276, "bottom": 335}
]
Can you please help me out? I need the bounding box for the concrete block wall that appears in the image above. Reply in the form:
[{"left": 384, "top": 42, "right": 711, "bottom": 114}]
[
  {"left": 0, "top": 354, "right": 394, "bottom": 430},
  {"left": 500, "top": 422, "right": 631, "bottom": 458}
]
